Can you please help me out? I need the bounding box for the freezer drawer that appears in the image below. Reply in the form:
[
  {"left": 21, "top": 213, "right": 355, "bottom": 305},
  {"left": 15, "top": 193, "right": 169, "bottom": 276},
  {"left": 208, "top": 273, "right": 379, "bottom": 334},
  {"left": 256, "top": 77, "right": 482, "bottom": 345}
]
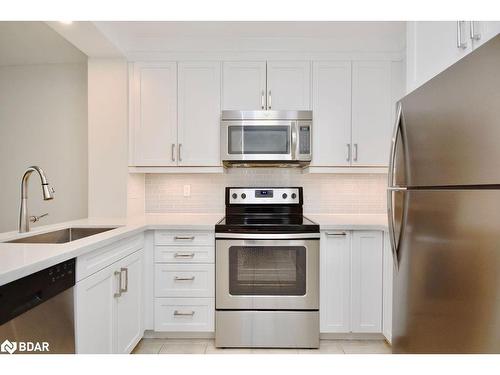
[{"left": 392, "top": 189, "right": 500, "bottom": 353}]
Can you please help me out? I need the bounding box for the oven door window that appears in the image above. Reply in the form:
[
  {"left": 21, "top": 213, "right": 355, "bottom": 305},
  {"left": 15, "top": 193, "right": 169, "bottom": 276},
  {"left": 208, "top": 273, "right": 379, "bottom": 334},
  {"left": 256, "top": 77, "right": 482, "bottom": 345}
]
[
  {"left": 228, "top": 126, "right": 290, "bottom": 155},
  {"left": 229, "top": 246, "right": 306, "bottom": 296}
]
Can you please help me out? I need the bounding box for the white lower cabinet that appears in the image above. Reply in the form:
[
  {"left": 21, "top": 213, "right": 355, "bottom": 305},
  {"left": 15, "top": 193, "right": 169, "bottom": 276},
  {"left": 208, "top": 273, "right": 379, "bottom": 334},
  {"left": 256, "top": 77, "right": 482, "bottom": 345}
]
[
  {"left": 320, "top": 230, "right": 384, "bottom": 335},
  {"left": 153, "top": 230, "right": 215, "bottom": 333},
  {"left": 75, "top": 247, "right": 144, "bottom": 354}
]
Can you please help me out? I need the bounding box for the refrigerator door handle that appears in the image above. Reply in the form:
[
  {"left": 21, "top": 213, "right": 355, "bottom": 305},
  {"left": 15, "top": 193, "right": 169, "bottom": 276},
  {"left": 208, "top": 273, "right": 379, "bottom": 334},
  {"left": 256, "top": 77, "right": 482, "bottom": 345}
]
[{"left": 388, "top": 102, "right": 403, "bottom": 188}]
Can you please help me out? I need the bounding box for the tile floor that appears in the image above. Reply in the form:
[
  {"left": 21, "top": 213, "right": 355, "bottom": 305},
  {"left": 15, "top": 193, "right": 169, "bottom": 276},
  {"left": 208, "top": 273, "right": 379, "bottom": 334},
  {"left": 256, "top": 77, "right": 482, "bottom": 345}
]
[{"left": 132, "top": 338, "right": 391, "bottom": 354}]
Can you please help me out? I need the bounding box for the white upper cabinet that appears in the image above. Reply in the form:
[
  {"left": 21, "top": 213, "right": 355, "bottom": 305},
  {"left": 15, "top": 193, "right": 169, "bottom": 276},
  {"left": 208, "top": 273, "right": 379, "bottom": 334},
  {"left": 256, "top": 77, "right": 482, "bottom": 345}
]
[
  {"left": 130, "top": 62, "right": 177, "bottom": 166},
  {"left": 407, "top": 21, "right": 500, "bottom": 92},
  {"left": 350, "top": 231, "right": 383, "bottom": 333},
  {"left": 177, "top": 62, "right": 221, "bottom": 166},
  {"left": 222, "top": 61, "right": 266, "bottom": 110},
  {"left": 266, "top": 61, "right": 311, "bottom": 110},
  {"left": 351, "top": 61, "right": 391, "bottom": 167},
  {"left": 312, "top": 61, "right": 352, "bottom": 167}
]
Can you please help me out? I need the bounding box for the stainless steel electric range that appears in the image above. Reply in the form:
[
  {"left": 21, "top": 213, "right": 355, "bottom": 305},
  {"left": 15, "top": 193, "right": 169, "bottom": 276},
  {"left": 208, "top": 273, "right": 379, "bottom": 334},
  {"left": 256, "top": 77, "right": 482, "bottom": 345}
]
[{"left": 215, "top": 187, "right": 320, "bottom": 348}]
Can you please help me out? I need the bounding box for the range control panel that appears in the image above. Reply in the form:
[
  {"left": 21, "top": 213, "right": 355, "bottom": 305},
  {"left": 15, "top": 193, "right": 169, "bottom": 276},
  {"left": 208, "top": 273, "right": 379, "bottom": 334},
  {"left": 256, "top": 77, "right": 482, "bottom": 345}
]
[{"left": 228, "top": 187, "right": 301, "bottom": 205}]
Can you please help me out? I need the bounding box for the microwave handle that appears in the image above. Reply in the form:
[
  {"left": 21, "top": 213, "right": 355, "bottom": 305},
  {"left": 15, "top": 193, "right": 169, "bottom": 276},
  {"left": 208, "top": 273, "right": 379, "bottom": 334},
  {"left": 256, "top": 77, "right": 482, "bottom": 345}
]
[{"left": 291, "top": 123, "right": 298, "bottom": 159}]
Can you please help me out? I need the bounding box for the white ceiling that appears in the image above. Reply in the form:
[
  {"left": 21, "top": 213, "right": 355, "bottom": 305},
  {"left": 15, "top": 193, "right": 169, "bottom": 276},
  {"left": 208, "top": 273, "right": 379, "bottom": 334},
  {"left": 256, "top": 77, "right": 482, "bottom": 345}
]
[
  {"left": 0, "top": 22, "right": 86, "bottom": 66},
  {"left": 94, "top": 21, "right": 406, "bottom": 55}
]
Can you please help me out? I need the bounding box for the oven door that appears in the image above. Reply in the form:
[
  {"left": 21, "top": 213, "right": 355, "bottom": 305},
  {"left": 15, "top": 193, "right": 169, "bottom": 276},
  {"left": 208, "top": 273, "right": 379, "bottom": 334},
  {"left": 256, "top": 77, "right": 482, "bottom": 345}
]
[
  {"left": 216, "top": 238, "right": 319, "bottom": 310},
  {"left": 221, "top": 120, "right": 295, "bottom": 162}
]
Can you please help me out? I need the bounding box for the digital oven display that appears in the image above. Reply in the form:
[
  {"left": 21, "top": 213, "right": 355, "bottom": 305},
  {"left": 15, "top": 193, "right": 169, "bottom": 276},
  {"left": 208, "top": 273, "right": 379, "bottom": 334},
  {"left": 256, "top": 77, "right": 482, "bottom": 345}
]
[{"left": 255, "top": 189, "right": 273, "bottom": 198}]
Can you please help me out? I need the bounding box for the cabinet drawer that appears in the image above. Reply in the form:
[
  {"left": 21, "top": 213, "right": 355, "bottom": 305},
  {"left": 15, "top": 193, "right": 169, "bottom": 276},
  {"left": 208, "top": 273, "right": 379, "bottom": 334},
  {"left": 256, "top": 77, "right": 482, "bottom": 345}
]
[
  {"left": 155, "top": 231, "right": 214, "bottom": 246},
  {"left": 155, "top": 246, "right": 214, "bottom": 264},
  {"left": 76, "top": 234, "right": 144, "bottom": 281},
  {"left": 154, "top": 297, "right": 214, "bottom": 332},
  {"left": 155, "top": 264, "right": 214, "bottom": 297}
]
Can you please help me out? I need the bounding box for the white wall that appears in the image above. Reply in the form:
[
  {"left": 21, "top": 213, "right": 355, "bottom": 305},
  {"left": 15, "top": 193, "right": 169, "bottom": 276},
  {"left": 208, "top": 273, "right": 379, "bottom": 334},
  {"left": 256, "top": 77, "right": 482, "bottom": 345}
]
[
  {"left": 0, "top": 23, "right": 88, "bottom": 233},
  {"left": 87, "top": 58, "right": 129, "bottom": 218}
]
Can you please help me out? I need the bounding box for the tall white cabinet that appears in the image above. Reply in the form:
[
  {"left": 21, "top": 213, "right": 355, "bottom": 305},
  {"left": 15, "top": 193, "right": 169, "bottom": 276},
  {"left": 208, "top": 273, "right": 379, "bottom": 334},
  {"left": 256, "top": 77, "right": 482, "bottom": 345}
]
[{"left": 320, "top": 230, "right": 384, "bottom": 334}]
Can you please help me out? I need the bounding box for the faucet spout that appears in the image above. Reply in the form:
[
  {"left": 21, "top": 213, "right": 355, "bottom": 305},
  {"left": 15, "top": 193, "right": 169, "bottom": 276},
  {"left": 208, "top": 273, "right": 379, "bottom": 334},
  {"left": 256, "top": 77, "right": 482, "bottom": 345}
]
[{"left": 19, "top": 166, "right": 54, "bottom": 233}]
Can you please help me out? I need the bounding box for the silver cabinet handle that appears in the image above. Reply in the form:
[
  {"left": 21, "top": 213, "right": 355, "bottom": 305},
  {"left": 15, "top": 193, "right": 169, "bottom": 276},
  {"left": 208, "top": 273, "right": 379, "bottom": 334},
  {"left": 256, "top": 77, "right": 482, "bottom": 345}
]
[
  {"left": 470, "top": 21, "right": 481, "bottom": 41},
  {"left": 174, "top": 252, "right": 195, "bottom": 258},
  {"left": 174, "top": 276, "right": 195, "bottom": 281},
  {"left": 120, "top": 267, "right": 128, "bottom": 293},
  {"left": 261, "top": 90, "right": 265, "bottom": 109},
  {"left": 353, "top": 143, "right": 358, "bottom": 162},
  {"left": 174, "top": 310, "right": 195, "bottom": 316},
  {"left": 325, "top": 232, "right": 347, "bottom": 236},
  {"left": 114, "top": 271, "right": 122, "bottom": 298},
  {"left": 178, "top": 143, "right": 182, "bottom": 162},
  {"left": 174, "top": 235, "right": 195, "bottom": 241},
  {"left": 457, "top": 21, "right": 468, "bottom": 49},
  {"left": 346, "top": 144, "right": 351, "bottom": 162},
  {"left": 171, "top": 144, "right": 176, "bottom": 162},
  {"left": 268, "top": 90, "right": 272, "bottom": 109}
]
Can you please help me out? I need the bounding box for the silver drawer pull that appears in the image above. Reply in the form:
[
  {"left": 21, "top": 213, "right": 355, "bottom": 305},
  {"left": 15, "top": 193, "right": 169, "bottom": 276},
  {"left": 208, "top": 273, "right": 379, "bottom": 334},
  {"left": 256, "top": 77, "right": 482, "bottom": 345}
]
[
  {"left": 174, "top": 310, "right": 195, "bottom": 316},
  {"left": 114, "top": 271, "right": 122, "bottom": 298},
  {"left": 174, "top": 252, "right": 195, "bottom": 258},
  {"left": 174, "top": 276, "right": 196, "bottom": 281},
  {"left": 174, "top": 235, "right": 195, "bottom": 241},
  {"left": 325, "top": 232, "right": 347, "bottom": 236}
]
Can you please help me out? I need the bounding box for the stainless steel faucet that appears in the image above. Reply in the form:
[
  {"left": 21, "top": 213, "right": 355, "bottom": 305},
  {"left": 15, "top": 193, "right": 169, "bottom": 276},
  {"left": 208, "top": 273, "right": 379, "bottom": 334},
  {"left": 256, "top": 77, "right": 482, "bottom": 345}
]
[{"left": 19, "top": 166, "right": 55, "bottom": 233}]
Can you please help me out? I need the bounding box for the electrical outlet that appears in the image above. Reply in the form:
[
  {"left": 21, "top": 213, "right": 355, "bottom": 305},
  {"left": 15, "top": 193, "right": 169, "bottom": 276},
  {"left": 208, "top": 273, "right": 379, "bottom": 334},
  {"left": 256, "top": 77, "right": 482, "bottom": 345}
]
[{"left": 183, "top": 184, "right": 191, "bottom": 197}]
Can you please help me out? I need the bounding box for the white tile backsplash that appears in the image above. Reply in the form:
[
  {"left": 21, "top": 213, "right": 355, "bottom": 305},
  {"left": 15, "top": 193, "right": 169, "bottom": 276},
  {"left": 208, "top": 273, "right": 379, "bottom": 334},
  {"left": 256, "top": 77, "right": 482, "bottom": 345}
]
[{"left": 145, "top": 169, "right": 387, "bottom": 214}]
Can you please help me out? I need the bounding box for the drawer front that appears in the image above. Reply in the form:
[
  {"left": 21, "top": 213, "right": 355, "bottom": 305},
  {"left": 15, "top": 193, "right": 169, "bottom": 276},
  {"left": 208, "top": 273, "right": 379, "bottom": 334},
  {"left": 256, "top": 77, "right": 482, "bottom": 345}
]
[
  {"left": 155, "top": 246, "right": 215, "bottom": 264},
  {"left": 155, "top": 264, "right": 214, "bottom": 297},
  {"left": 154, "top": 298, "right": 215, "bottom": 332},
  {"left": 76, "top": 234, "right": 144, "bottom": 281},
  {"left": 154, "top": 231, "right": 214, "bottom": 246}
]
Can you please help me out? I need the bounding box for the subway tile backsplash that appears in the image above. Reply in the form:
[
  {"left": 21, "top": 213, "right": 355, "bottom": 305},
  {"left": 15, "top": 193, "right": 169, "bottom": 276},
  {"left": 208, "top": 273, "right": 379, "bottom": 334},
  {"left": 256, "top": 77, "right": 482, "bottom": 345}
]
[{"left": 145, "top": 169, "right": 387, "bottom": 214}]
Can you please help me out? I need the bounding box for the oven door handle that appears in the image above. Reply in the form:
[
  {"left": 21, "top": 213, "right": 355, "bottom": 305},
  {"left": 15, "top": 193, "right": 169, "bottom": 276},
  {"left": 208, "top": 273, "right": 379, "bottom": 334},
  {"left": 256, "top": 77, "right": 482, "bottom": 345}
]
[{"left": 215, "top": 232, "right": 320, "bottom": 240}]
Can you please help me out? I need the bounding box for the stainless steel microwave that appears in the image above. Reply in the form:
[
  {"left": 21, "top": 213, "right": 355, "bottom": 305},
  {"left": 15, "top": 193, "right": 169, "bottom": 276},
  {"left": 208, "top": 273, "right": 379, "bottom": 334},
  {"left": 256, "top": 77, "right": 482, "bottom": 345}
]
[{"left": 220, "top": 110, "right": 312, "bottom": 167}]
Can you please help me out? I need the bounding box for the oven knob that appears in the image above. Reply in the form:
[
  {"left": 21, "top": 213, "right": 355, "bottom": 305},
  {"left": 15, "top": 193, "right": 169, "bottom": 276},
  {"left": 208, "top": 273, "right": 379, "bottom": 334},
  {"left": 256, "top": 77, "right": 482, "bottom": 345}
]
[
  {"left": 241, "top": 193, "right": 246, "bottom": 199},
  {"left": 232, "top": 193, "right": 237, "bottom": 199},
  {"left": 282, "top": 193, "right": 288, "bottom": 199},
  {"left": 291, "top": 193, "right": 297, "bottom": 199}
]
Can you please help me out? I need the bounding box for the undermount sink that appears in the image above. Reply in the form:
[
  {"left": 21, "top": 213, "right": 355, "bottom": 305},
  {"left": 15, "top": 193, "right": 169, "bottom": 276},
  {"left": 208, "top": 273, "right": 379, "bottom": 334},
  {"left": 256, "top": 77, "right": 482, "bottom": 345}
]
[{"left": 5, "top": 227, "right": 119, "bottom": 244}]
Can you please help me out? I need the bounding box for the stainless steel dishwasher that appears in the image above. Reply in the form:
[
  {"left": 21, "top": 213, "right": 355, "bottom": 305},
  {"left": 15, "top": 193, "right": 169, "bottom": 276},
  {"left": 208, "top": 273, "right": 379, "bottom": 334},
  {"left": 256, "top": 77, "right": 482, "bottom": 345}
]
[{"left": 0, "top": 258, "right": 76, "bottom": 354}]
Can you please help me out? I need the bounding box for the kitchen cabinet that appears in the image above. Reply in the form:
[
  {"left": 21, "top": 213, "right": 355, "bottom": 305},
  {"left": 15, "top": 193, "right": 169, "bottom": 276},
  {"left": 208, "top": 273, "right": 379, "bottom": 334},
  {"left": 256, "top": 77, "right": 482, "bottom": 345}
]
[
  {"left": 311, "top": 61, "right": 352, "bottom": 167},
  {"left": 75, "top": 249, "right": 144, "bottom": 354},
  {"left": 382, "top": 231, "right": 393, "bottom": 343},
  {"left": 222, "top": 60, "right": 311, "bottom": 110},
  {"left": 320, "top": 231, "right": 351, "bottom": 333},
  {"left": 351, "top": 231, "right": 383, "bottom": 333},
  {"left": 129, "top": 61, "right": 222, "bottom": 169},
  {"left": 130, "top": 62, "right": 177, "bottom": 166},
  {"left": 320, "top": 230, "right": 383, "bottom": 334},
  {"left": 177, "top": 61, "right": 221, "bottom": 166},
  {"left": 311, "top": 60, "right": 392, "bottom": 168},
  {"left": 266, "top": 61, "right": 311, "bottom": 110},
  {"left": 407, "top": 21, "right": 500, "bottom": 92},
  {"left": 351, "top": 61, "right": 392, "bottom": 167},
  {"left": 222, "top": 61, "right": 267, "bottom": 110}
]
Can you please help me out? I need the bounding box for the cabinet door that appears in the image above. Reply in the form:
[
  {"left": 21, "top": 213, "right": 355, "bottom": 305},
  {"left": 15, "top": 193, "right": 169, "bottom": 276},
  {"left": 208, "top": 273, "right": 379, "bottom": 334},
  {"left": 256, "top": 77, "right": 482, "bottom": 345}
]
[
  {"left": 407, "top": 21, "right": 473, "bottom": 91},
  {"left": 177, "top": 62, "right": 221, "bottom": 166},
  {"left": 131, "top": 62, "right": 177, "bottom": 166},
  {"left": 320, "top": 231, "right": 351, "bottom": 333},
  {"left": 267, "top": 61, "right": 311, "bottom": 110},
  {"left": 115, "top": 249, "right": 144, "bottom": 354},
  {"left": 471, "top": 21, "right": 500, "bottom": 50},
  {"left": 222, "top": 61, "right": 266, "bottom": 110},
  {"left": 351, "top": 231, "right": 383, "bottom": 333},
  {"left": 382, "top": 232, "right": 393, "bottom": 343},
  {"left": 351, "top": 61, "right": 391, "bottom": 166},
  {"left": 75, "top": 263, "right": 117, "bottom": 354},
  {"left": 312, "top": 61, "right": 351, "bottom": 166}
]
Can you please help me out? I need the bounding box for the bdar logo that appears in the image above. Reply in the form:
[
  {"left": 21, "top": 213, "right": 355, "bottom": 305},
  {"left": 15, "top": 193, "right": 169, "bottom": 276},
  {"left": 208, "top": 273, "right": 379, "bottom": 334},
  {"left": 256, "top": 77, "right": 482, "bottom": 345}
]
[{"left": 1, "top": 339, "right": 17, "bottom": 354}]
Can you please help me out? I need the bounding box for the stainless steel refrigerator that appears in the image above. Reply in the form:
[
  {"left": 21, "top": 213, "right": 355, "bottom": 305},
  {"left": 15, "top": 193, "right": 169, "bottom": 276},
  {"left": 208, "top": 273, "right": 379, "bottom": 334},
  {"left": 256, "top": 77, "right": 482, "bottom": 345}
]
[{"left": 388, "top": 34, "right": 500, "bottom": 353}]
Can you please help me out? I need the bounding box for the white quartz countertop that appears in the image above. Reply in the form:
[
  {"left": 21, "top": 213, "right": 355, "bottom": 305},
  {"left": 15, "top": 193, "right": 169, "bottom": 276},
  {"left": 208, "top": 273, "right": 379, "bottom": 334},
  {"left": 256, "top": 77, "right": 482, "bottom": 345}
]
[{"left": 0, "top": 212, "right": 387, "bottom": 286}]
